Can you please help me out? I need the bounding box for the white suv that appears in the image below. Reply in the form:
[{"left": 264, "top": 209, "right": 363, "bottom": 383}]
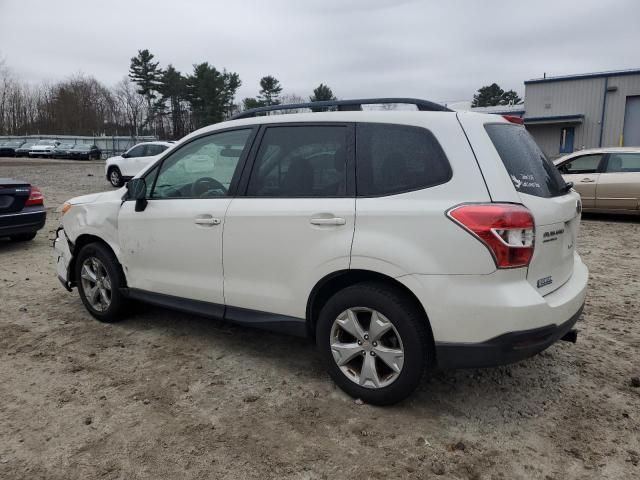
[
  {"left": 105, "top": 141, "right": 173, "bottom": 187},
  {"left": 53, "top": 98, "right": 588, "bottom": 405}
]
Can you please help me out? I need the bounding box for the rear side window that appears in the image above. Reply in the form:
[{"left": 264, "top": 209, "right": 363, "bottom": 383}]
[
  {"left": 606, "top": 152, "right": 640, "bottom": 172},
  {"left": 356, "top": 123, "right": 451, "bottom": 196},
  {"left": 485, "top": 123, "right": 567, "bottom": 198}
]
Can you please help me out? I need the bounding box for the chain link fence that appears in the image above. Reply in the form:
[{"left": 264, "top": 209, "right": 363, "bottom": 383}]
[{"left": 0, "top": 134, "right": 159, "bottom": 159}]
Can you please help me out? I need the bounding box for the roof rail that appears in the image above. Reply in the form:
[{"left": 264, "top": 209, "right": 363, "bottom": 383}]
[{"left": 230, "top": 97, "right": 452, "bottom": 120}]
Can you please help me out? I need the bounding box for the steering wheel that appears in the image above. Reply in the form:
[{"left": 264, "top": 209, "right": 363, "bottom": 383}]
[{"left": 191, "top": 177, "right": 227, "bottom": 197}]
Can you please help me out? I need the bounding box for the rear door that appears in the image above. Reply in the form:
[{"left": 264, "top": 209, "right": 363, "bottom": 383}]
[
  {"left": 481, "top": 121, "right": 580, "bottom": 296},
  {"left": 0, "top": 179, "right": 30, "bottom": 214},
  {"left": 595, "top": 152, "right": 640, "bottom": 210},
  {"left": 223, "top": 123, "right": 355, "bottom": 321},
  {"left": 556, "top": 153, "right": 604, "bottom": 208}
]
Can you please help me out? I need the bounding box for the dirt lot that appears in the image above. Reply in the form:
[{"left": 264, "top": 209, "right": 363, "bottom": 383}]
[{"left": 0, "top": 158, "right": 638, "bottom": 479}]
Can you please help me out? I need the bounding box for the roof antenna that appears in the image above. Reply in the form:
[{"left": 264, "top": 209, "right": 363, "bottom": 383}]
[{"left": 543, "top": 72, "right": 546, "bottom": 79}]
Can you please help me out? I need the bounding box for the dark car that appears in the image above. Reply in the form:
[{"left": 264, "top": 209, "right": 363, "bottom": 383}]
[
  {"left": 67, "top": 143, "right": 101, "bottom": 160},
  {"left": 52, "top": 142, "right": 76, "bottom": 158},
  {"left": 0, "top": 178, "right": 46, "bottom": 242},
  {"left": 0, "top": 140, "right": 27, "bottom": 157},
  {"left": 15, "top": 142, "right": 36, "bottom": 157}
]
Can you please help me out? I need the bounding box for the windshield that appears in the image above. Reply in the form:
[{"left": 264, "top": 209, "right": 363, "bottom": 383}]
[
  {"left": 485, "top": 123, "right": 568, "bottom": 198},
  {"left": 73, "top": 144, "right": 91, "bottom": 150}
]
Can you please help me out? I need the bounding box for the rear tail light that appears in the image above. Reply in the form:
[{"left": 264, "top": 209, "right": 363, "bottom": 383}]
[
  {"left": 502, "top": 115, "right": 524, "bottom": 125},
  {"left": 447, "top": 203, "right": 534, "bottom": 268},
  {"left": 25, "top": 186, "right": 44, "bottom": 206}
]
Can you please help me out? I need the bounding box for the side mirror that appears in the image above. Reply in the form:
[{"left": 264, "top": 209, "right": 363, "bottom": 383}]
[
  {"left": 121, "top": 152, "right": 129, "bottom": 158},
  {"left": 127, "top": 178, "right": 148, "bottom": 212}
]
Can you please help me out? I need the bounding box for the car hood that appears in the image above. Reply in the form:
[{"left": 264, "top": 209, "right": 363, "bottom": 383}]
[
  {"left": 68, "top": 188, "right": 124, "bottom": 206},
  {"left": 106, "top": 155, "right": 123, "bottom": 164},
  {"left": 31, "top": 145, "right": 56, "bottom": 150}
]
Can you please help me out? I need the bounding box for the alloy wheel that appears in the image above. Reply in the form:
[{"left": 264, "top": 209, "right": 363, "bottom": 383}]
[
  {"left": 330, "top": 307, "right": 404, "bottom": 389},
  {"left": 80, "top": 257, "right": 112, "bottom": 312}
]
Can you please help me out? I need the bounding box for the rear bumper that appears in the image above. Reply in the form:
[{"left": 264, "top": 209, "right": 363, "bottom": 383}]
[
  {"left": 0, "top": 207, "right": 46, "bottom": 237},
  {"left": 398, "top": 252, "right": 589, "bottom": 368},
  {"left": 434, "top": 304, "right": 583, "bottom": 368}
]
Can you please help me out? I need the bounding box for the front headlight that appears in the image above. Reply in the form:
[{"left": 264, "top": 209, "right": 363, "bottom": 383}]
[{"left": 61, "top": 202, "right": 72, "bottom": 215}]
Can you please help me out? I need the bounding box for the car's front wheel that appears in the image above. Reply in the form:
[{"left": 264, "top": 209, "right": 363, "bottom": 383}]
[
  {"left": 75, "top": 242, "right": 128, "bottom": 322},
  {"left": 108, "top": 167, "right": 124, "bottom": 188},
  {"left": 316, "top": 282, "right": 430, "bottom": 405}
]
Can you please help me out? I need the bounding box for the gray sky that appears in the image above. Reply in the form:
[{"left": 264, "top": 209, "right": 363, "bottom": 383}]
[{"left": 1, "top": 0, "right": 639, "bottom": 105}]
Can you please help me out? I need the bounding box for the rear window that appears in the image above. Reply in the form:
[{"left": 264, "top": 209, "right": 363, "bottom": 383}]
[
  {"left": 485, "top": 123, "right": 567, "bottom": 198},
  {"left": 356, "top": 123, "right": 451, "bottom": 196}
]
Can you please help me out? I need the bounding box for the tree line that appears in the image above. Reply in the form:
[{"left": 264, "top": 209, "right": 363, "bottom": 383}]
[
  {"left": 0, "top": 49, "right": 521, "bottom": 139},
  {"left": 0, "top": 49, "right": 337, "bottom": 139}
]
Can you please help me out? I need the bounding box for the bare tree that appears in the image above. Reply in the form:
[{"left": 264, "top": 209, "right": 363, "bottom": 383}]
[{"left": 114, "top": 77, "right": 145, "bottom": 136}]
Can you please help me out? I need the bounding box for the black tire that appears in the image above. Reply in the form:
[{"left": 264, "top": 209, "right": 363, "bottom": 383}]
[
  {"left": 75, "top": 242, "right": 128, "bottom": 323},
  {"left": 10, "top": 232, "right": 37, "bottom": 242},
  {"left": 108, "top": 167, "right": 124, "bottom": 187},
  {"left": 316, "top": 282, "right": 430, "bottom": 406}
]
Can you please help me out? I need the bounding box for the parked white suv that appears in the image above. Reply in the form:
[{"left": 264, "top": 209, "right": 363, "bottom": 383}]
[
  {"left": 53, "top": 98, "right": 588, "bottom": 405},
  {"left": 105, "top": 141, "right": 173, "bottom": 187}
]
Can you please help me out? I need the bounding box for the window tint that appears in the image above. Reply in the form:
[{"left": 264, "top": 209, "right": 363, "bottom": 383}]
[
  {"left": 247, "top": 126, "right": 348, "bottom": 197},
  {"left": 143, "top": 165, "right": 159, "bottom": 197},
  {"left": 146, "top": 144, "right": 168, "bottom": 156},
  {"left": 485, "top": 124, "right": 567, "bottom": 198},
  {"left": 151, "top": 129, "right": 251, "bottom": 199},
  {"left": 560, "top": 154, "right": 603, "bottom": 174},
  {"left": 127, "top": 145, "right": 146, "bottom": 157},
  {"left": 356, "top": 123, "right": 451, "bottom": 196},
  {"left": 606, "top": 153, "right": 640, "bottom": 173}
]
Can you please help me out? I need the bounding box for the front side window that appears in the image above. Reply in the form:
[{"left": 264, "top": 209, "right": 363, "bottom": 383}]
[
  {"left": 606, "top": 153, "right": 640, "bottom": 173},
  {"left": 151, "top": 129, "right": 251, "bottom": 199},
  {"left": 559, "top": 154, "right": 603, "bottom": 174},
  {"left": 247, "top": 126, "right": 348, "bottom": 197},
  {"left": 356, "top": 123, "right": 451, "bottom": 196},
  {"left": 127, "top": 145, "right": 146, "bottom": 158}
]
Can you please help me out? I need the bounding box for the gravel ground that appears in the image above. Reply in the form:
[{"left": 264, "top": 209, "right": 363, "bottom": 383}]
[{"left": 0, "top": 158, "right": 638, "bottom": 479}]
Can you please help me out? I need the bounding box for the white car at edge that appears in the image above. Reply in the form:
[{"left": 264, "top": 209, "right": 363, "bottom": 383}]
[
  {"left": 53, "top": 98, "right": 588, "bottom": 405},
  {"left": 105, "top": 141, "right": 173, "bottom": 187}
]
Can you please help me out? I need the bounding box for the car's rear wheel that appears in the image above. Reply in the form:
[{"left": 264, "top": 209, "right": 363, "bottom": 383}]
[
  {"left": 316, "top": 282, "right": 430, "bottom": 405},
  {"left": 108, "top": 167, "right": 124, "bottom": 187},
  {"left": 76, "top": 242, "right": 128, "bottom": 322},
  {"left": 10, "top": 232, "right": 37, "bottom": 242}
]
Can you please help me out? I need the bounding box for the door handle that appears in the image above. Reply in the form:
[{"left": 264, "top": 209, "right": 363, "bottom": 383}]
[
  {"left": 194, "top": 216, "right": 221, "bottom": 226},
  {"left": 580, "top": 178, "right": 595, "bottom": 183},
  {"left": 310, "top": 217, "right": 346, "bottom": 226}
]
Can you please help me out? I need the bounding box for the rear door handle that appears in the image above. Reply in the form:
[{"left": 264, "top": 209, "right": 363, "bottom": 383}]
[
  {"left": 580, "top": 178, "right": 595, "bottom": 183},
  {"left": 194, "top": 216, "right": 221, "bottom": 226},
  {"left": 310, "top": 217, "right": 346, "bottom": 226}
]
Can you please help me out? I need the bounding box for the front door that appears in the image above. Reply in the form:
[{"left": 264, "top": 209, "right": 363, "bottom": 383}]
[
  {"left": 223, "top": 124, "right": 355, "bottom": 322},
  {"left": 557, "top": 153, "right": 604, "bottom": 208},
  {"left": 559, "top": 127, "right": 575, "bottom": 154},
  {"left": 596, "top": 152, "right": 640, "bottom": 210},
  {"left": 117, "top": 128, "right": 255, "bottom": 304}
]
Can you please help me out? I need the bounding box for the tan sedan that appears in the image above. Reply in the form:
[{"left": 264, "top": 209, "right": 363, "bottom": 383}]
[{"left": 554, "top": 148, "right": 640, "bottom": 212}]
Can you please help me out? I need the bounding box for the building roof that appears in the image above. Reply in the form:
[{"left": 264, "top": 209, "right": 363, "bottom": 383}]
[
  {"left": 525, "top": 68, "right": 640, "bottom": 85},
  {"left": 524, "top": 114, "right": 584, "bottom": 125}
]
